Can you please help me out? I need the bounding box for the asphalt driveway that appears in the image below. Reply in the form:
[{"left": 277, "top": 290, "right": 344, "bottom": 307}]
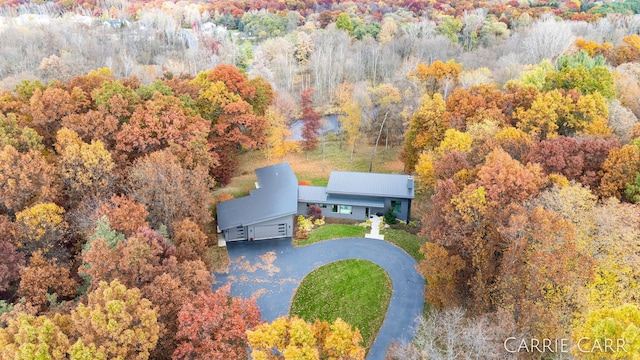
[{"left": 213, "top": 237, "right": 425, "bottom": 360}]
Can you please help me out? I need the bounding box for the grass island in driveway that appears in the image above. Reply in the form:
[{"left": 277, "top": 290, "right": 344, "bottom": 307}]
[{"left": 290, "top": 259, "right": 392, "bottom": 350}]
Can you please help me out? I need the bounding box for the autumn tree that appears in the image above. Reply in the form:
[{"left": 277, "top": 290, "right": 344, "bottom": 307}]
[
  {"left": 115, "top": 93, "right": 210, "bottom": 165},
  {"left": 126, "top": 150, "right": 213, "bottom": 235},
  {"left": 15, "top": 203, "right": 68, "bottom": 258},
  {"left": 496, "top": 205, "right": 593, "bottom": 339},
  {"left": 173, "top": 285, "right": 261, "bottom": 360},
  {"left": 28, "top": 87, "right": 79, "bottom": 145},
  {"left": 401, "top": 93, "right": 447, "bottom": 172},
  {"left": 0, "top": 113, "right": 43, "bottom": 152},
  {"left": 339, "top": 98, "right": 362, "bottom": 161},
  {"left": 192, "top": 67, "right": 269, "bottom": 183},
  {"left": 80, "top": 222, "right": 212, "bottom": 359},
  {"left": 572, "top": 304, "right": 640, "bottom": 359},
  {"left": 477, "top": 148, "right": 546, "bottom": 206},
  {"left": 444, "top": 85, "right": 508, "bottom": 129},
  {"left": 300, "top": 88, "right": 321, "bottom": 154},
  {"left": 247, "top": 76, "right": 275, "bottom": 116},
  {"left": 514, "top": 89, "right": 571, "bottom": 140},
  {"left": 55, "top": 128, "right": 115, "bottom": 200},
  {"left": 91, "top": 79, "right": 140, "bottom": 123},
  {"left": 94, "top": 195, "right": 149, "bottom": 237},
  {"left": 0, "top": 239, "right": 24, "bottom": 293},
  {"left": 587, "top": 198, "right": 640, "bottom": 309},
  {"left": 0, "top": 312, "right": 71, "bottom": 359},
  {"left": 265, "top": 105, "right": 299, "bottom": 161},
  {"left": 411, "top": 60, "right": 462, "bottom": 98},
  {"left": 0, "top": 145, "right": 58, "bottom": 215},
  {"left": 599, "top": 143, "right": 640, "bottom": 199},
  {"left": 71, "top": 279, "right": 160, "bottom": 360},
  {"left": 246, "top": 316, "right": 365, "bottom": 360},
  {"left": 172, "top": 219, "right": 211, "bottom": 266},
  {"left": 138, "top": 275, "right": 188, "bottom": 360},
  {"left": 18, "top": 251, "right": 76, "bottom": 312},
  {"left": 546, "top": 51, "right": 615, "bottom": 99},
  {"left": 61, "top": 109, "right": 120, "bottom": 151},
  {"left": 81, "top": 230, "right": 168, "bottom": 292},
  {"left": 494, "top": 127, "right": 532, "bottom": 163},
  {"left": 433, "top": 151, "right": 472, "bottom": 184},
  {"left": 417, "top": 242, "right": 465, "bottom": 308}
]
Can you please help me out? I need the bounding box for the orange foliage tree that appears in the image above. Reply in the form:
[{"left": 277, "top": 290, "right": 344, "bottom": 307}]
[{"left": 173, "top": 285, "right": 261, "bottom": 360}]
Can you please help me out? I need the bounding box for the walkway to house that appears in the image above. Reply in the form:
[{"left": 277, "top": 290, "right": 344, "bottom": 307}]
[
  {"left": 213, "top": 237, "right": 424, "bottom": 360},
  {"left": 365, "top": 215, "right": 385, "bottom": 240}
]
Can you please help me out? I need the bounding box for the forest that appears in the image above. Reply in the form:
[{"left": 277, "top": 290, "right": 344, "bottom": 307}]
[{"left": 1, "top": 0, "right": 640, "bottom": 358}]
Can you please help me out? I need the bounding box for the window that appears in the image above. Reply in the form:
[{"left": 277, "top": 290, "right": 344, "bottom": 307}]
[
  {"left": 331, "top": 205, "right": 352, "bottom": 214},
  {"left": 319, "top": 204, "right": 327, "bottom": 208},
  {"left": 339, "top": 205, "right": 352, "bottom": 214},
  {"left": 391, "top": 200, "right": 401, "bottom": 213}
]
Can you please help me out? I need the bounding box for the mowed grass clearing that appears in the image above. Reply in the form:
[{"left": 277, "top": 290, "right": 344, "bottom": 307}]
[
  {"left": 290, "top": 259, "right": 392, "bottom": 350},
  {"left": 381, "top": 229, "right": 426, "bottom": 261},
  {"left": 213, "top": 141, "right": 404, "bottom": 199},
  {"left": 295, "top": 224, "right": 367, "bottom": 246}
]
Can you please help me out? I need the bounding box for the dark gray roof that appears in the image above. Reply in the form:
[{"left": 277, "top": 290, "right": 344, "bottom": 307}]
[
  {"left": 298, "top": 186, "right": 328, "bottom": 203},
  {"left": 299, "top": 186, "right": 385, "bottom": 207},
  {"left": 326, "top": 171, "right": 415, "bottom": 199},
  {"left": 217, "top": 163, "right": 298, "bottom": 230}
]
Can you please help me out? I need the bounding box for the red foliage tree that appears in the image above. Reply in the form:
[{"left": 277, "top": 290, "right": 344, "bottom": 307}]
[
  {"left": 172, "top": 285, "right": 261, "bottom": 360},
  {"left": 0, "top": 240, "right": 24, "bottom": 293},
  {"left": 306, "top": 205, "right": 323, "bottom": 220},
  {"left": 300, "top": 88, "right": 321, "bottom": 152}
]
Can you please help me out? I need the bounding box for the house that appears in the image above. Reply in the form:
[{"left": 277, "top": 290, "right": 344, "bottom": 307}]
[
  {"left": 216, "top": 163, "right": 297, "bottom": 242},
  {"left": 297, "top": 171, "right": 414, "bottom": 222},
  {"left": 216, "top": 163, "right": 414, "bottom": 242}
]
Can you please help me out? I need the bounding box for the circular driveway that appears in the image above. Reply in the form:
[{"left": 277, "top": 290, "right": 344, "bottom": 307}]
[{"left": 213, "top": 237, "right": 425, "bottom": 360}]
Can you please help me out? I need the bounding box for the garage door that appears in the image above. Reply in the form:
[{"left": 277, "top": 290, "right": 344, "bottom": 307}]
[
  {"left": 226, "top": 226, "right": 247, "bottom": 241},
  {"left": 254, "top": 223, "right": 287, "bottom": 240}
]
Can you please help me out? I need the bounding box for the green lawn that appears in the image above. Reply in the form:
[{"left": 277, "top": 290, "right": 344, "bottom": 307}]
[
  {"left": 290, "top": 259, "right": 392, "bottom": 350},
  {"left": 295, "top": 224, "right": 367, "bottom": 246},
  {"left": 381, "top": 229, "right": 426, "bottom": 261}
]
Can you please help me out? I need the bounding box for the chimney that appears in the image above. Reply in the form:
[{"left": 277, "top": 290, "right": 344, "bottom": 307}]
[{"left": 407, "top": 175, "right": 414, "bottom": 189}]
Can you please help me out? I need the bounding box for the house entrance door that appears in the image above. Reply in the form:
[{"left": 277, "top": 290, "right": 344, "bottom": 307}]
[{"left": 365, "top": 207, "right": 370, "bottom": 218}]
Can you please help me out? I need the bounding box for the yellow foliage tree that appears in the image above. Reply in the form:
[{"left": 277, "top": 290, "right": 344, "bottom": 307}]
[
  {"left": 247, "top": 316, "right": 365, "bottom": 360},
  {"left": 55, "top": 128, "right": 115, "bottom": 199},
  {"left": 265, "top": 106, "right": 299, "bottom": 161},
  {"left": 71, "top": 279, "right": 160, "bottom": 360},
  {"left": 415, "top": 151, "right": 437, "bottom": 191},
  {"left": 15, "top": 202, "right": 67, "bottom": 256},
  {"left": 572, "top": 304, "right": 640, "bottom": 359},
  {"left": 0, "top": 312, "right": 71, "bottom": 360},
  {"left": 570, "top": 92, "right": 611, "bottom": 136},
  {"left": 401, "top": 93, "right": 447, "bottom": 172},
  {"left": 339, "top": 99, "right": 362, "bottom": 161},
  {"left": 435, "top": 129, "right": 473, "bottom": 155},
  {"left": 412, "top": 60, "right": 462, "bottom": 97},
  {"left": 515, "top": 90, "right": 572, "bottom": 140}
]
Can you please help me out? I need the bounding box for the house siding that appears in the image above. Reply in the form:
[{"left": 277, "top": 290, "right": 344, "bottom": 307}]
[
  {"left": 298, "top": 198, "right": 410, "bottom": 222},
  {"left": 384, "top": 198, "right": 411, "bottom": 222}
]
